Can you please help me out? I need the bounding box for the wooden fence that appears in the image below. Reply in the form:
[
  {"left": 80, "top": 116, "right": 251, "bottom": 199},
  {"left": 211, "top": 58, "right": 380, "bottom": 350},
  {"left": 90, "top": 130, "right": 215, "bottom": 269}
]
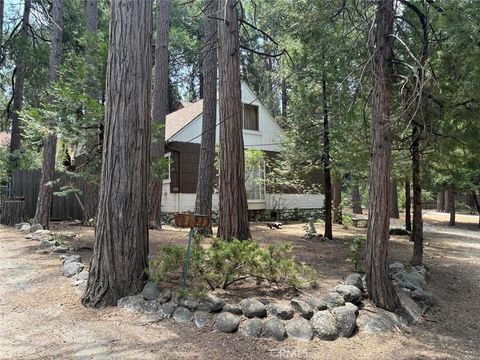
[{"left": 11, "top": 170, "right": 96, "bottom": 221}]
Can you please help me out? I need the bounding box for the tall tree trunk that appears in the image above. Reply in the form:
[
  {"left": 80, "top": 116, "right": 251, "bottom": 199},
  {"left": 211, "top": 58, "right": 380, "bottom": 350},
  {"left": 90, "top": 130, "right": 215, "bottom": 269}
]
[
  {"left": 34, "top": 0, "right": 63, "bottom": 229},
  {"left": 148, "top": 0, "right": 171, "bottom": 229},
  {"left": 351, "top": 182, "right": 362, "bottom": 214},
  {"left": 217, "top": 0, "right": 250, "bottom": 240},
  {"left": 322, "top": 68, "right": 332, "bottom": 240},
  {"left": 389, "top": 178, "right": 399, "bottom": 218},
  {"left": 471, "top": 190, "right": 480, "bottom": 228},
  {"left": 405, "top": 180, "right": 411, "bottom": 231},
  {"left": 195, "top": 0, "right": 217, "bottom": 234},
  {"left": 410, "top": 125, "right": 424, "bottom": 265},
  {"left": 365, "top": 0, "right": 399, "bottom": 311},
  {"left": 448, "top": 187, "right": 455, "bottom": 227},
  {"left": 436, "top": 190, "right": 445, "bottom": 212},
  {"left": 86, "top": 0, "right": 98, "bottom": 33},
  {"left": 9, "top": 0, "right": 30, "bottom": 158},
  {"left": 333, "top": 175, "right": 342, "bottom": 224},
  {"left": 0, "top": 0, "right": 3, "bottom": 65},
  {"left": 82, "top": 0, "right": 153, "bottom": 307}
]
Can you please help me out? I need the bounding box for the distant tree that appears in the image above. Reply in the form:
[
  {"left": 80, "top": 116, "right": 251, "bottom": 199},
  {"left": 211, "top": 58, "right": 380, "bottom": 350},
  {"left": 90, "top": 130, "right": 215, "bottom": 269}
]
[
  {"left": 365, "top": 0, "right": 400, "bottom": 311},
  {"left": 351, "top": 181, "right": 363, "bottom": 214},
  {"left": 149, "top": 0, "right": 171, "bottom": 230},
  {"left": 195, "top": 0, "right": 218, "bottom": 233},
  {"left": 389, "top": 178, "right": 399, "bottom": 219},
  {"left": 34, "top": 0, "right": 63, "bottom": 229},
  {"left": 82, "top": 0, "right": 153, "bottom": 307},
  {"left": 217, "top": 0, "right": 250, "bottom": 240},
  {"left": 9, "top": 0, "right": 31, "bottom": 159}
]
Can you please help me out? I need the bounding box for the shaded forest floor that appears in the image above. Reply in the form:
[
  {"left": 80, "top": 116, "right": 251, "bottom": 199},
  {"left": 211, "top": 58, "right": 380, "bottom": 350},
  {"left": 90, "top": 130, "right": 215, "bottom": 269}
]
[{"left": 0, "top": 211, "right": 479, "bottom": 359}]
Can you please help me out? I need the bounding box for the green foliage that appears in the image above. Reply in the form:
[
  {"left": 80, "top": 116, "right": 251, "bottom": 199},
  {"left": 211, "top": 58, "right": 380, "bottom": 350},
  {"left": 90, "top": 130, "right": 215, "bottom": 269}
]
[
  {"left": 342, "top": 213, "right": 353, "bottom": 228},
  {"left": 346, "top": 235, "right": 366, "bottom": 273},
  {"left": 147, "top": 237, "right": 317, "bottom": 291}
]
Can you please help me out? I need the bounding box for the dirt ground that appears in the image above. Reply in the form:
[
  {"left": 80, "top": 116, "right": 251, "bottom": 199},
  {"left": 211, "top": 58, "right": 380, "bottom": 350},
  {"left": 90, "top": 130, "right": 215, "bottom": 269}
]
[{"left": 1, "top": 211, "right": 479, "bottom": 359}]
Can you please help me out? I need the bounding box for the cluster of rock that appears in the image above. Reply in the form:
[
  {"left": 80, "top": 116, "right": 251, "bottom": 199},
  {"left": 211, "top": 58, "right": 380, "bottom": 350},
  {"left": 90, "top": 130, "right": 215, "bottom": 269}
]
[
  {"left": 118, "top": 278, "right": 365, "bottom": 341},
  {"left": 15, "top": 223, "right": 88, "bottom": 293}
]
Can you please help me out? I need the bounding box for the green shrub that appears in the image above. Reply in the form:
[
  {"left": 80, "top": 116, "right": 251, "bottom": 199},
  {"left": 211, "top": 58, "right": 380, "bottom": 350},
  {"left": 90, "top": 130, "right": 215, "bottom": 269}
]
[
  {"left": 147, "top": 237, "right": 317, "bottom": 291},
  {"left": 342, "top": 213, "right": 353, "bottom": 228},
  {"left": 346, "top": 235, "right": 366, "bottom": 272}
]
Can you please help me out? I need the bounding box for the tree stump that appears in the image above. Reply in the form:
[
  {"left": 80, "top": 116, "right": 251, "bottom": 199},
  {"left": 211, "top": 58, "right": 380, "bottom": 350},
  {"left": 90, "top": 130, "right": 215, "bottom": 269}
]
[{"left": 0, "top": 200, "right": 27, "bottom": 226}]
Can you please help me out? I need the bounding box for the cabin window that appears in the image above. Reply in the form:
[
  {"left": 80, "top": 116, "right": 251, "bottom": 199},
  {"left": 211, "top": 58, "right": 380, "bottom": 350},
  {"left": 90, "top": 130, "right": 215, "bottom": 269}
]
[
  {"left": 243, "top": 104, "right": 259, "bottom": 131},
  {"left": 163, "top": 152, "right": 171, "bottom": 183}
]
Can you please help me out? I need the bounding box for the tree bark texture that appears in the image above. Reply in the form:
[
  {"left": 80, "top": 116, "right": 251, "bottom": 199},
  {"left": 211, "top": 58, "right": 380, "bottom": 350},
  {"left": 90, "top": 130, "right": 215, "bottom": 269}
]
[
  {"left": 0, "top": 0, "right": 3, "bottom": 65},
  {"left": 410, "top": 125, "right": 424, "bottom": 265},
  {"left": 389, "top": 178, "right": 399, "bottom": 218},
  {"left": 34, "top": 0, "right": 63, "bottom": 229},
  {"left": 9, "top": 0, "right": 30, "bottom": 156},
  {"left": 351, "top": 182, "right": 362, "bottom": 214},
  {"left": 448, "top": 187, "right": 455, "bottom": 227},
  {"left": 322, "top": 69, "right": 332, "bottom": 239},
  {"left": 405, "top": 180, "right": 411, "bottom": 231},
  {"left": 148, "top": 0, "right": 171, "bottom": 229},
  {"left": 333, "top": 176, "right": 343, "bottom": 224},
  {"left": 82, "top": 0, "right": 152, "bottom": 307},
  {"left": 217, "top": 0, "right": 250, "bottom": 240},
  {"left": 444, "top": 189, "right": 450, "bottom": 213},
  {"left": 195, "top": 0, "right": 218, "bottom": 234},
  {"left": 436, "top": 191, "right": 445, "bottom": 212},
  {"left": 365, "top": 0, "right": 399, "bottom": 311}
]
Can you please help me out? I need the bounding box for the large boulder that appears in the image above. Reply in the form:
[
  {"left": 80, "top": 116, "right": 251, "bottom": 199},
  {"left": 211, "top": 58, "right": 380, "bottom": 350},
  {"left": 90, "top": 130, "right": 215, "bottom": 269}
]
[
  {"left": 306, "top": 297, "right": 328, "bottom": 311},
  {"left": 223, "top": 303, "right": 243, "bottom": 315},
  {"left": 240, "top": 298, "right": 267, "bottom": 318},
  {"left": 194, "top": 311, "right": 211, "bottom": 328},
  {"left": 393, "top": 271, "right": 425, "bottom": 291},
  {"left": 15, "top": 222, "right": 30, "bottom": 230},
  {"left": 240, "top": 318, "right": 263, "bottom": 338},
  {"left": 334, "top": 284, "right": 363, "bottom": 304},
  {"left": 139, "top": 300, "right": 159, "bottom": 313},
  {"left": 263, "top": 318, "right": 287, "bottom": 341},
  {"left": 389, "top": 262, "right": 405, "bottom": 274},
  {"left": 142, "top": 282, "right": 161, "bottom": 301},
  {"left": 64, "top": 255, "right": 82, "bottom": 265},
  {"left": 268, "top": 303, "right": 294, "bottom": 320},
  {"left": 158, "top": 302, "right": 176, "bottom": 318},
  {"left": 173, "top": 307, "right": 192, "bottom": 324},
  {"left": 356, "top": 308, "right": 402, "bottom": 334},
  {"left": 290, "top": 299, "right": 314, "bottom": 319},
  {"left": 214, "top": 312, "right": 241, "bottom": 333},
  {"left": 62, "top": 262, "right": 84, "bottom": 277},
  {"left": 178, "top": 296, "right": 200, "bottom": 311},
  {"left": 285, "top": 318, "right": 314, "bottom": 341},
  {"left": 20, "top": 224, "right": 31, "bottom": 232},
  {"left": 199, "top": 294, "right": 224, "bottom": 313},
  {"left": 332, "top": 306, "right": 356, "bottom": 337},
  {"left": 411, "top": 289, "right": 434, "bottom": 306},
  {"left": 345, "top": 273, "right": 363, "bottom": 291},
  {"left": 117, "top": 295, "right": 145, "bottom": 312},
  {"left": 397, "top": 289, "right": 422, "bottom": 324},
  {"left": 310, "top": 310, "right": 339, "bottom": 341},
  {"left": 158, "top": 288, "right": 172, "bottom": 304},
  {"left": 323, "top": 292, "right": 345, "bottom": 309}
]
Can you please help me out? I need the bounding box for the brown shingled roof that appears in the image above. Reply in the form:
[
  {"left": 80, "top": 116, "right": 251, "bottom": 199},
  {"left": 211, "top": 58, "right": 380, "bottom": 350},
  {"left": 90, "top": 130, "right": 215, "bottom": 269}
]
[
  {"left": 165, "top": 100, "right": 203, "bottom": 141},
  {"left": 0, "top": 132, "right": 10, "bottom": 146}
]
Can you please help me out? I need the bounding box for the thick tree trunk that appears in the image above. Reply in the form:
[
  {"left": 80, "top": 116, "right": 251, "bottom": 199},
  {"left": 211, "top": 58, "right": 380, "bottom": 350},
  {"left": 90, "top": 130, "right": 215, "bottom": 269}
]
[
  {"left": 34, "top": 0, "right": 63, "bottom": 229},
  {"left": 405, "top": 180, "right": 411, "bottom": 231},
  {"left": 471, "top": 190, "right": 480, "bottom": 228},
  {"left": 351, "top": 182, "right": 362, "bottom": 214},
  {"left": 333, "top": 176, "right": 342, "bottom": 224},
  {"left": 148, "top": 0, "right": 171, "bottom": 229},
  {"left": 82, "top": 0, "right": 152, "bottom": 308},
  {"left": 389, "top": 178, "right": 399, "bottom": 219},
  {"left": 322, "top": 69, "right": 332, "bottom": 240},
  {"left": 448, "top": 187, "right": 455, "bottom": 227},
  {"left": 9, "top": 0, "right": 30, "bottom": 157},
  {"left": 195, "top": 0, "right": 218, "bottom": 234},
  {"left": 365, "top": 0, "right": 399, "bottom": 311},
  {"left": 436, "top": 190, "right": 445, "bottom": 212},
  {"left": 410, "top": 125, "right": 424, "bottom": 265},
  {"left": 217, "top": 0, "right": 250, "bottom": 240}
]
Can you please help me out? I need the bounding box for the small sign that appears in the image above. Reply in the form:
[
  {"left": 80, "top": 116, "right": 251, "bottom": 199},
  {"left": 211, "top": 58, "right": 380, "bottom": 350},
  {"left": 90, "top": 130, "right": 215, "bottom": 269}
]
[{"left": 175, "top": 213, "right": 210, "bottom": 229}]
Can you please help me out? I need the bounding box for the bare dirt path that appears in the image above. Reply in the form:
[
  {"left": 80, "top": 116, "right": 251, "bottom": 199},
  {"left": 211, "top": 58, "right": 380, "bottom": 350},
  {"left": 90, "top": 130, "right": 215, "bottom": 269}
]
[{"left": 0, "top": 211, "right": 479, "bottom": 359}]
